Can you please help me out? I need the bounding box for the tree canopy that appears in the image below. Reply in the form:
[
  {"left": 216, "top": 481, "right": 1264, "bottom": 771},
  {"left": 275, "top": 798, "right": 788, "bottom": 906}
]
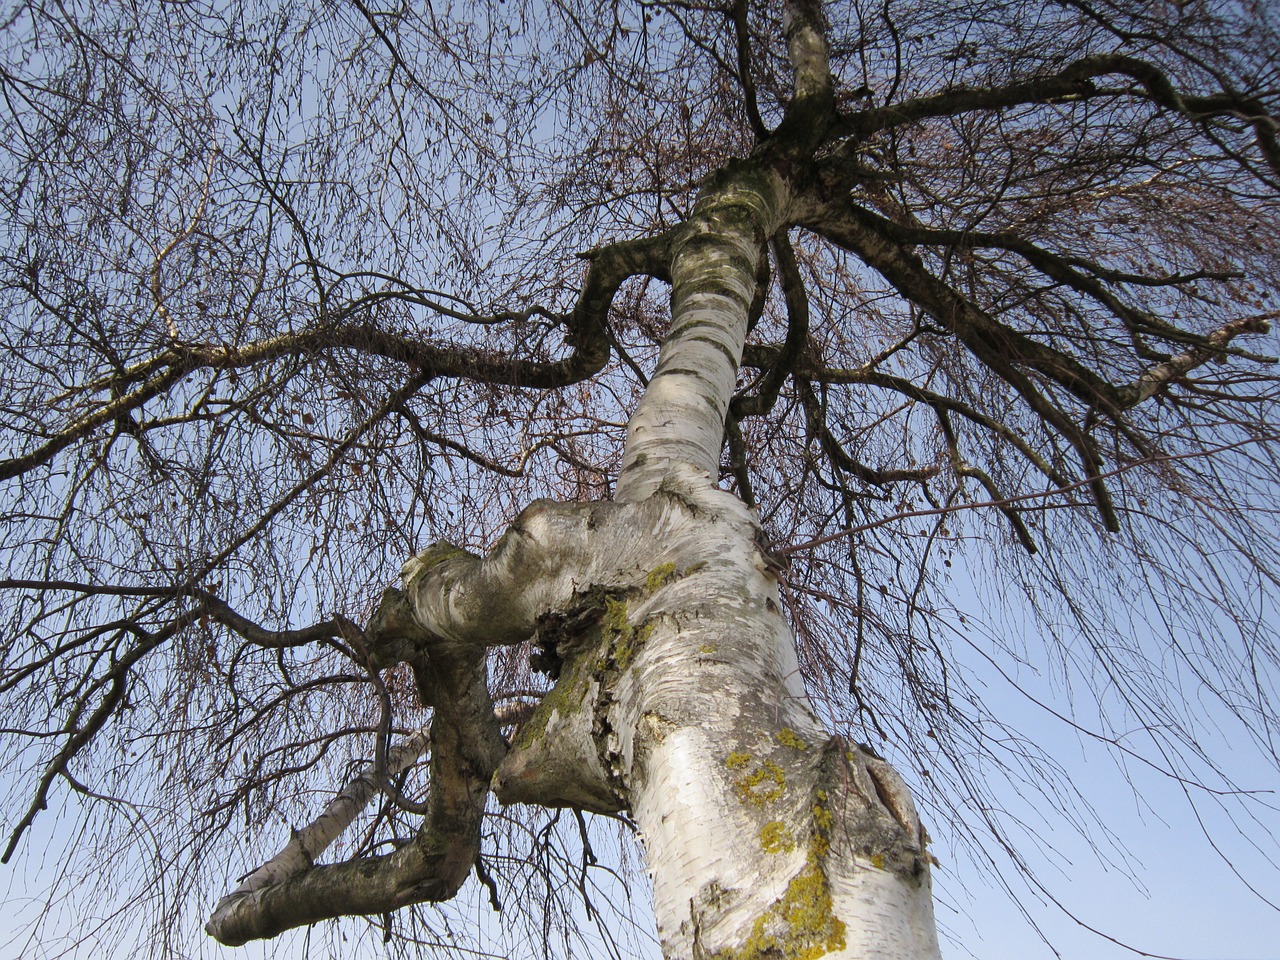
[{"left": 1, "top": 0, "right": 1278, "bottom": 956}]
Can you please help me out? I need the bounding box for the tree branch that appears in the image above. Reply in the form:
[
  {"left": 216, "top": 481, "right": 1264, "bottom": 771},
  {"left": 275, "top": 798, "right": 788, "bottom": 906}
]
[
  {"left": 837, "top": 54, "right": 1279, "bottom": 179},
  {"left": 2, "top": 232, "right": 672, "bottom": 483},
  {"left": 1121, "top": 313, "right": 1277, "bottom": 406},
  {"left": 801, "top": 199, "right": 1124, "bottom": 527},
  {"left": 206, "top": 701, "right": 534, "bottom": 921},
  {"left": 206, "top": 615, "right": 510, "bottom": 945}
]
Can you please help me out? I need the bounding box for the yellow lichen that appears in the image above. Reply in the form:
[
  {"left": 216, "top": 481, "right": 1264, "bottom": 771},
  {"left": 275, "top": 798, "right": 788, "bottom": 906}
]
[
  {"left": 711, "top": 861, "right": 846, "bottom": 960},
  {"left": 710, "top": 765, "right": 847, "bottom": 959},
  {"left": 726, "top": 751, "right": 752, "bottom": 770},
  {"left": 732, "top": 758, "right": 786, "bottom": 806},
  {"left": 809, "top": 793, "right": 834, "bottom": 857},
  {"left": 811, "top": 800, "right": 833, "bottom": 833},
  {"left": 760, "top": 821, "right": 796, "bottom": 855},
  {"left": 775, "top": 727, "right": 809, "bottom": 751},
  {"left": 780, "top": 864, "right": 847, "bottom": 960},
  {"left": 645, "top": 561, "right": 678, "bottom": 592}
]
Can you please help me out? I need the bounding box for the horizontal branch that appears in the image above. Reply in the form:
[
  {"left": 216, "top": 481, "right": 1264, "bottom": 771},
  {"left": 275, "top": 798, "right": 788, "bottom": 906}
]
[
  {"left": 206, "top": 626, "right": 508, "bottom": 945},
  {"left": 838, "top": 54, "right": 1279, "bottom": 178},
  {"left": 800, "top": 200, "right": 1127, "bottom": 525},
  {"left": 803, "top": 201, "right": 1129, "bottom": 406},
  {"left": 741, "top": 349, "right": 1071, "bottom": 488},
  {"left": 0, "top": 578, "right": 355, "bottom": 649},
  {"left": 207, "top": 701, "right": 535, "bottom": 918},
  {"left": 1, "top": 232, "right": 673, "bottom": 483},
  {"left": 1121, "top": 313, "right": 1277, "bottom": 406},
  {"left": 825, "top": 204, "right": 1249, "bottom": 351}
]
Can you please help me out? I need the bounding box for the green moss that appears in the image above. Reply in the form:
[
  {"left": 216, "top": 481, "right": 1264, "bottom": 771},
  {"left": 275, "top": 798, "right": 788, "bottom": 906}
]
[
  {"left": 416, "top": 542, "right": 469, "bottom": 567},
  {"left": 597, "top": 596, "right": 653, "bottom": 672},
  {"left": 603, "top": 597, "right": 631, "bottom": 667},
  {"left": 601, "top": 595, "right": 628, "bottom": 627},
  {"left": 402, "top": 541, "right": 472, "bottom": 583},
  {"left": 726, "top": 750, "right": 752, "bottom": 770},
  {"left": 511, "top": 669, "right": 589, "bottom": 751}
]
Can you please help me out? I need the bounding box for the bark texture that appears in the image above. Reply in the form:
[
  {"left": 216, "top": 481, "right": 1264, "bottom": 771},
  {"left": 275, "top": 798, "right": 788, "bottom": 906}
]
[
  {"left": 205, "top": 148, "right": 942, "bottom": 956},
  {"left": 400, "top": 467, "right": 939, "bottom": 959},
  {"left": 385, "top": 146, "right": 942, "bottom": 956},
  {"left": 206, "top": 3, "right": 945, "bottom": 954}
]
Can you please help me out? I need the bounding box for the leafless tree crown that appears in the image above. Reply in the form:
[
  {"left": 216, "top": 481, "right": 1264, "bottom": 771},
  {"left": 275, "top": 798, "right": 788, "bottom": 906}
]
[{"left": 2, "top": 0, "right": 1277, "bottom": 955}]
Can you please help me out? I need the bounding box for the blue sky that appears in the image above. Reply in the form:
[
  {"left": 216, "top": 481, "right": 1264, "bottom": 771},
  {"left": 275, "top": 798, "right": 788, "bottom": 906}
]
[{"left": 4, "top": 699, "right": 1278, "bottom": 960}]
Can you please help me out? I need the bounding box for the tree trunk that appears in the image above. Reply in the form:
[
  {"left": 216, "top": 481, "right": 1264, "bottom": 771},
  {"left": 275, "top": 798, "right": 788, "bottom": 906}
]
[
  {"left": 401, "top": 161, "right": 942, "bottom": 959},
  {"left": 209, "top": 15, "right": 943, "bottom": 955}
]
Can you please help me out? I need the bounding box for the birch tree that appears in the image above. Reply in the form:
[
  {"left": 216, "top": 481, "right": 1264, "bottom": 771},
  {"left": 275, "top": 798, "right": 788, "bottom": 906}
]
[{"left": 2, "top": 0, "right": 1278, "bottom": 957}]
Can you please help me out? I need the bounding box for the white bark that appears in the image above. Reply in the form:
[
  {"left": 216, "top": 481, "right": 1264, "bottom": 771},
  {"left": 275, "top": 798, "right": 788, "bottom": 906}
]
[
  {"left": 425, "top": 466, "right": 941, "bottom": 959},
  {"left": 615, "top": 170, "right": 788, "bottom": 502},
  {"left": 604, "top": 114, "right": 939, "bottom": 952},
  {"left": 205, "top": 8, "right": 945, "bottom": 951},
  {"left": 441, "top": 148, "right": 939, "bottom": 956},
  {"left": 601, "top": 474, "right": 939, "bottom": 959},
  {"left": 1124, "top": 312, "right": 1274, "bottom": 405}
]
